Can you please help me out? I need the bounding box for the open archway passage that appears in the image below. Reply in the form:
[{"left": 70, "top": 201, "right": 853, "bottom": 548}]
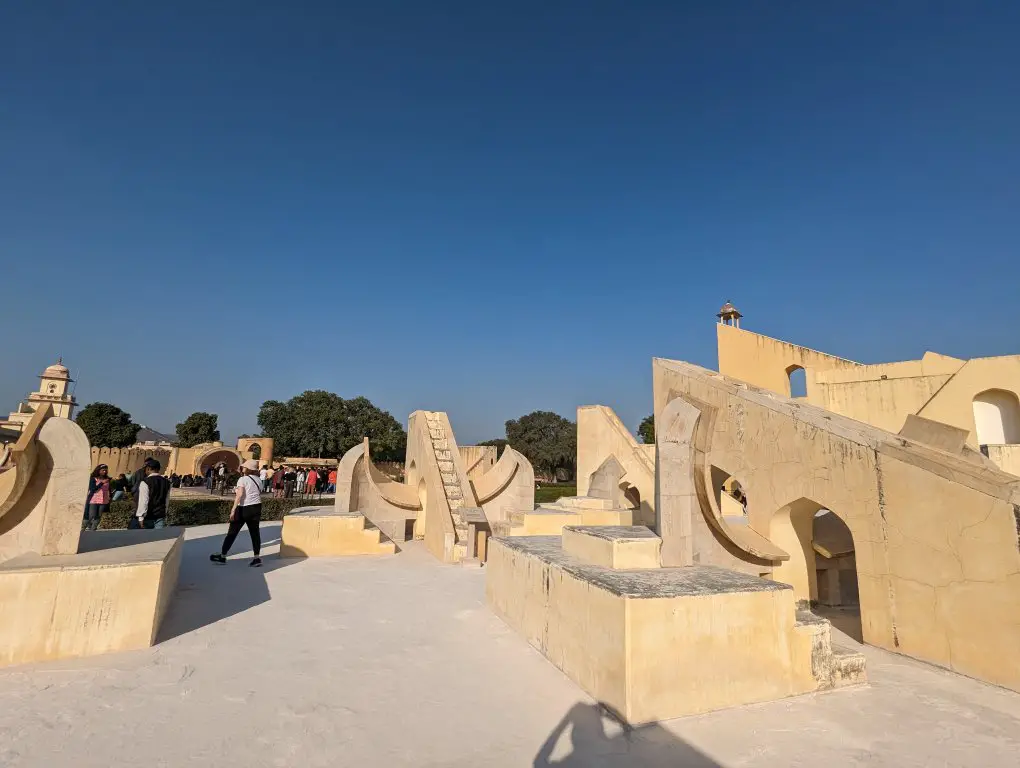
[
  {"left": 769, "top": 499, "right": 862, "bottom": 643},
  {"left": 248, "top": 444, "right": 262, "bottom": 460},
  {"left": 787, "top": 365, "right": 807, "bottom": 398},
  {"left": 199, "top": 450, "right": 241, "bottom": 475}
]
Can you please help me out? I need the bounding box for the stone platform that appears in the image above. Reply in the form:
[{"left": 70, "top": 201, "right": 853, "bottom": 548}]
[
  {"left": 0, "top": 529, "right": 183, "bottom": 667},
  {"left": 486, "top": 533, "right": 865, "bottom": 724},
  {"left": 279, "top": 508, "right": 396, "bottom": 558},
  {"left": 491, "top": 496, "right": 634, "bottom": 537}
]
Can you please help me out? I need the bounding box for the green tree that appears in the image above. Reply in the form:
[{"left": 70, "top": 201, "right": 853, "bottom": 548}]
[
  {"left": 256, "top": 391, "right": 406, "bottom": 461},
  {"left": 478, "top": 438, "right": 508, "bottom": 458},
  {"left": 505, "top": 411, "right": 576, "bottom": 481},
  {"left": 75, "top": 402, "right": 141, "bottom": 448},
  {"left": 638, "top": 414, "right": 655, "bottom": 444},
  {"left": 176, "top": 412, "right": 220, "bottom": 448}
]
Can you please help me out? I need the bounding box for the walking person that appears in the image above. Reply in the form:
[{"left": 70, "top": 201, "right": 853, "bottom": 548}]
[
  {"left": 84, "top": 464, "right": 111, "bottom": 531},
  {"left": 130, "top": 458, "right": 171, "bottom": 529},
  {"left": 296, "top": 467, "right": 306, "bottom": 495},
  {"left": 259, "top": 464, "right": 270, "bottom": 493},
  {"left": 305, "top": 466, "right": 318, "bottom": 497},
  {"left": 272, "top": 465, "right": 284, "bottom": 498},
  {"left": 210, "top": 459, "right": 263, "bottom": 567},
  {"left": 327, "top": 467, "right": 337, "bottom": 494}
]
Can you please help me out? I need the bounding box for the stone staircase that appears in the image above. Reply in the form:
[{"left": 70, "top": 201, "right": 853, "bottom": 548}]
[
  {"left": 793, "top": 608, "right": 867, "bottom": 690},
  {"left": 491, "top": 496, "right": 635, "bottom": 538},
  {"left": 425, "top": 412, "right": 470, "bottom": 557},
  {"left": 280, "top": 509, "right": 397, "bottom": 557}
]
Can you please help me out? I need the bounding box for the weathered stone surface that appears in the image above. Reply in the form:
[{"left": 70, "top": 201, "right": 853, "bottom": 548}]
[{"left": 494, "top": 535, "right": 789, "bottom": 599}]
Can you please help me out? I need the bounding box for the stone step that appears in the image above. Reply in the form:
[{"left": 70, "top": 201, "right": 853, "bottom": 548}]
[{"left": 830, "top": 645, "right": 868, "bottom": 688}]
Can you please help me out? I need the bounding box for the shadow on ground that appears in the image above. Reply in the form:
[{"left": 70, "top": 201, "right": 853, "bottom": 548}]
[
  {"left": 156, "top": 522, "right": 297, "bottom": 642},
  {"left": 534, "top": 702, "right": 719, "bottom": 767}
]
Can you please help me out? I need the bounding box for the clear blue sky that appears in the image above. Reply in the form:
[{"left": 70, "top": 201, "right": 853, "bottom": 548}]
[{"left": 2, "top": 2, "right": 1018, "bottom": 444}]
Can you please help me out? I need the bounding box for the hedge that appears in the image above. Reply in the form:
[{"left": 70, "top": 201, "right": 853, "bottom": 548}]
[
  {"left": 97, "top": 496, "right": 331, "bottom": 529},
  {"left": 534, "top": 484, "right": 577, "bottom": 505}
]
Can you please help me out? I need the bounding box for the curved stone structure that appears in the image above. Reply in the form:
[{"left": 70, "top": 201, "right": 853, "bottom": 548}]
[
  {"left": 0, "top": 411, "right": 90, "bottom": 564},
  {"left": 654, "top": 356, "right": 1020, "bottom": 693},
  {"left": 577, "top": 405, "right": 655, "bottom": 526},
  {"left": 0, "top": 408, "right": 183, "bottom": 667},
  {"left": 336, "top": 412, "right": 535, "bottom": 563}
]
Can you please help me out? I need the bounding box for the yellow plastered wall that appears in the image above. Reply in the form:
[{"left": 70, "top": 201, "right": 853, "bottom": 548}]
[
  {"left": 716, "top": 323, "right": 861, "bottom": 398},
  {"left": 654, "top": 358, "right": 1020, "bottom": 692}
]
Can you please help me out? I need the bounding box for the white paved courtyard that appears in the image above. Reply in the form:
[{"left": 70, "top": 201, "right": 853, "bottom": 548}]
[{"left": 1, "top": 524, "right": 1019, "bottom": 767}]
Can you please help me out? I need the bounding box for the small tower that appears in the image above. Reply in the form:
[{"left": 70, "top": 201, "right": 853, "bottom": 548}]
[
  {"left": 717, "top": 301, "right": 743, "bottom": 328},
  {"left": 28, "top": 358, "right": 77, "bottom": 419}
]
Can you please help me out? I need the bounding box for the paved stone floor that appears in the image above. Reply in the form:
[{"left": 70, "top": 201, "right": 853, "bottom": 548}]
[{"left": 1, "top": 524, "right": 1019, "bottom": 767}]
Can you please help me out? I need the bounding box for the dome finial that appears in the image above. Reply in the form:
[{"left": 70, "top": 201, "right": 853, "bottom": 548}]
[{"left": 717, "top": 301, "right": 743, "bottom": 327}]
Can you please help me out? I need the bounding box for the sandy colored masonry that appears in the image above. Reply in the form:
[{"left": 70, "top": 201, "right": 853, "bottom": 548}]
[
  {"left": 336, "top": 410, "right": 534, "bottom": 563},
  {"left": 653, "top": 355, "right": 1020, "bottom": 692},
  {"left": 279, "top": 508, "right": 395, "bottom": 557},
  {"left": 486, "top": 534, "right": 864, "bottom": 723},
  {"left": 716, "top": 320, "right": 1020, "bottom": 475},
  {"left": 0, "top": 409, "right": 183, "bottom": 667}
]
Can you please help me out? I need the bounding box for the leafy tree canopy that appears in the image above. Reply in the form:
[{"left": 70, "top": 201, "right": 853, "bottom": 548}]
[
  {"left": 76, "top": 402, "right": 140, "bottom": 448},
  {"left": 257, "top": 391, "right": 406, "bottom": 461},
  {"left": 638, "top": 414, "right": 655, "bottom": 445},
  {"left": 176, "top": 412, "right": 221, "bottom": 448},
  {"left": 478, "top": 438, "right": 508, "bottom": 458},
  {"left": 505, "top": 411, "right": 576, "bottom": 480}
]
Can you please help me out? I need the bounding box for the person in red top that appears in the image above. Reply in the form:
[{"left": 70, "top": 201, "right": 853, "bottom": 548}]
[
  {"left": 327, "top": 468, "right": 337, "bottom": 494},
  {"left": 305, "top": 467, "right": 319, "bottom": 495},
  {"left": 84, "top": 464, "right": 111, "bottom": 531}
]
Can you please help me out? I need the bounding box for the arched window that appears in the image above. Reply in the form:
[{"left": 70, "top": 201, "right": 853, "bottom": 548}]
[
  {"left": 786, "top": 365, "right": 807, "bottom": 398},
  {"left": 973, "top": 389, "right": 1020, "bottom": 445},
  {"left": 248, "top": 443, "right": 262, "bottom": 460}
]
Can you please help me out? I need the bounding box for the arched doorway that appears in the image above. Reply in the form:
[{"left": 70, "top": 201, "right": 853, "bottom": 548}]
[
  {"left": 786, "top": 365, "right": 807, "bottom": 398},
  {"left": 247, "top": 443, "right": 262, "bottom": 461},
  {"left": 197, "top": 449, "right": 241, "bottom": 475},
  {"left": 973, "top": 389, "right": 1020, "bottom": 446},
  {"left": 769, "top": 498, "right": 862, "bottom": 642}
]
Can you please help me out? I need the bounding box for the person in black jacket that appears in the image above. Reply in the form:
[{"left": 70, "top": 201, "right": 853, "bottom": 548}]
[{"left": 130, "top": 457, "right": 171, "bottom": 529}]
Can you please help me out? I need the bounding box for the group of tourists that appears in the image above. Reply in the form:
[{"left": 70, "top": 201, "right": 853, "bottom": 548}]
[
  {"left": 259, "top": 464, "right": 337, "bottom": 497},
  {"left": 83, "top": 456, "right": 343, "bottom": 568},
  {"left": 84, "top": 459, "right": 171, "bottom": 531}
]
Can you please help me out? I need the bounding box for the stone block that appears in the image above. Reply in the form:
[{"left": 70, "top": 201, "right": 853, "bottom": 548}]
[
  {"left": 0, "top": 529, "right": 183, "bottom": 666},
  {"left": 562, "top": 526, "right": 661, "bottom": 569},
  {"left": 280, "top": 509, "right": 395, "bottom": 557},
  {"left": 486, "top": 536, "right": 864, "bottom": 724}
]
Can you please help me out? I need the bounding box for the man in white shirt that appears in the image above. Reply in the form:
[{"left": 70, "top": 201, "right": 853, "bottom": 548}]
[{"left": 259, "top": 465, "right": 269, "bottom": 493}]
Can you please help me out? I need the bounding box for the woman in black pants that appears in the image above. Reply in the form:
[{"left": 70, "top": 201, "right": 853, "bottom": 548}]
[{"left": 211, "top": 459, "right": 263, "bottom": 567}]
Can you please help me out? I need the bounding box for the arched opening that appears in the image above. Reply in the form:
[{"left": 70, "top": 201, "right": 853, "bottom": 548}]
[
  {"left": 973, "top": 389, "right": 1020, "bottom": 445},
  {"left": 623, "top": 485, "right": 641, "bottom": 510},
  {"left": 786, "top": 365, "right": 807, "bottom": 398},
  {"left": 248, "top": 443, "right": 262, "bottom": 460},
  {"left": 769, "top": 499, "right": 862, "bottom": 642},
  {"left": 198, "top": 449, "right": 241, "bottom": 475},
  {"left": 413, "top": 477, "right": 428, "bottom": 539},
  {"left": 710, "top": 465, "right": 748, "bottom": 519},
  {"left": 406, "top": 459, "right": 419, "bottom": 489}
]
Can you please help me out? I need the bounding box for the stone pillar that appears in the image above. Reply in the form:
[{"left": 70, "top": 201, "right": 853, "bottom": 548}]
[{"left": 655, "top": 397, "right": 704, "bottom": 567}]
